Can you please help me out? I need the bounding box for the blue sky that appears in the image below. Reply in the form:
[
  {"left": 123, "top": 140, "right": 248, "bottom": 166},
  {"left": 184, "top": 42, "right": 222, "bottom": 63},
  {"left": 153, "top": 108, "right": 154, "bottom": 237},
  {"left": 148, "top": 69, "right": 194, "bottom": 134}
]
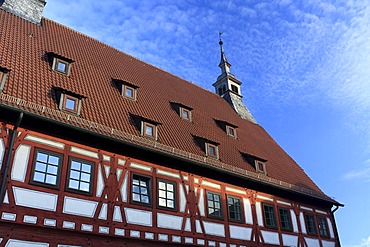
[{"left": 43, "top": 1, "right": 370, "bottom": 246}]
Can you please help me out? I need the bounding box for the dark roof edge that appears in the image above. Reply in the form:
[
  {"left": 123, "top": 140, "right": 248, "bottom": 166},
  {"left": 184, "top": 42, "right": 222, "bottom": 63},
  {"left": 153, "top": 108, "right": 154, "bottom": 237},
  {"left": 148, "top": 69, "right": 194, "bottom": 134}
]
[{"left": 0, "top": 93, "right": 343, "bottom": 206}]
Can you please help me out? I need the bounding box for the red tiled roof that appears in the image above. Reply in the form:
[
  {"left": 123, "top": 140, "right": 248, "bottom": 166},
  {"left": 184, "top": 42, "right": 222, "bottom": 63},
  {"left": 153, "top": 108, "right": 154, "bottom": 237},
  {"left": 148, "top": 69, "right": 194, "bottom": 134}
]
[{"left": 0, "top": 10, "right": 336, "bottom": 203}]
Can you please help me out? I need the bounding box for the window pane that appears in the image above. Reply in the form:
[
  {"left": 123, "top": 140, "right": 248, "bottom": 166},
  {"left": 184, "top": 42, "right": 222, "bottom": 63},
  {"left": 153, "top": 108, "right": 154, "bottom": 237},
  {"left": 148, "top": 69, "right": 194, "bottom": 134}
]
[
  {"left": 81, "top": 173, "right": 90, "bottom": 182},
  {"left": 34, "top": 172, "right": 45, "bottom": 182},
  {"left": 65, "top": 98, "right": 76, "bottom": 110},
  {"left": 82, "top": 164, "right": 91, "bottom": 173},
  {"left": 132, "top": 194, "right": 140, "bottom": 202},
  {"left": 47, "top": 165, "right": 58, "bottom": 175},
  {"left": 159, "top": 182, "right": 166, "bottom": 190},
  {"left": 70, "top": 170, "right": 80, "bottom": 180},
  {"left": 167, "top": 200, "right": 174, "bottom": 208},
  {"left": 35, "top": 162, "right": 47, "bottom": 172},
  {"left": 141, "top": 195, "right": 149, "bottom": 203},
  {"left": 48, "top": 155, "right": 59, "bottom": 165},
  {"left": 145, "top": 125, "right": 153, "bottom": 136},
  {"left": 159, "top": 190, "right": 166, "bottom": 198},
  {"left": 37, "top": 152, "right": 48, "bottom": 162},
  {"left": 57, "top": 61, "right": 67, "bottom": 72},
  {"left": 133, "top": 185, "right": 140, "bottom": 193},
  {"left": 46, "top": 174, "right": 57, "bottom": 185},
  {"left": 167, "top": 183, "right": 174, "bottom": 191},
  {"left": 141, "top": 187, "right": 148, "bottom": 195},
  {"left": 125, "top": 87, "right": 133, "bottom": 97},
  {"left": 159, "top": 198, "right": 166, "bottom": 207},
  {"left": 71, "top": 160, "right": 81, "bottom": 170},
  {"left": 69, "top": 179, "right": 79, "bottom": 190},
  {"left": 167, "top": 192, "right": 174, "bottom": 199},
  {"left": 80, "top": 182, "right": 90, "bottom": 192}
]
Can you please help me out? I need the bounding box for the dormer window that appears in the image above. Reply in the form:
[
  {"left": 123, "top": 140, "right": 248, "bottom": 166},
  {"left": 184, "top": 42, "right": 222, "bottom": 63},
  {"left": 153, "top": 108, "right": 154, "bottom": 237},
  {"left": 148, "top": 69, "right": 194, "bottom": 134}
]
[
  {"left": 54, "top": 87, "right": 85, "bottom": 116},
  {"left": 142, "top": 121, "right": 157, "bottom": 139},
  {"left": 206, "top": 143, "right": 219, "bottom": 159},
  {"left": 256, "top": 160, "right": 266, "bottom": 174},
  {"left": 0, "top": 67, "right": 10, "bottom": 92},
  {"left": 226, "top": 125, "right": 236, "bottom": 138},
  {"left": 49, "top": 52, "right": 74, "bottom": 76},
  {"left": 180, "top": 107, "right": 192, "bottom": 121},
  {"left": 113, "top": 79, "right": 138, "bottom": 101}
]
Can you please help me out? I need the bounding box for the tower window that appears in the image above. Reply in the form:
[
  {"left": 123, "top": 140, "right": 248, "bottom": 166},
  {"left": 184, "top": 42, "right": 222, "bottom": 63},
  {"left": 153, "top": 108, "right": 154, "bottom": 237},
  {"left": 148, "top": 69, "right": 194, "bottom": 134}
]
[{"left": 231, "top": 84, "right": 239, "bottom": 94}]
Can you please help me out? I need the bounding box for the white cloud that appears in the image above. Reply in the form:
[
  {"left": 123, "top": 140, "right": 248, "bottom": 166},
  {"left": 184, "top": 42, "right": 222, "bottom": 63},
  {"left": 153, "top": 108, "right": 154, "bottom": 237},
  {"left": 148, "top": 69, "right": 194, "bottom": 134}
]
[{"left": 343, "top": 159, "right": 370, "bottom": 182}]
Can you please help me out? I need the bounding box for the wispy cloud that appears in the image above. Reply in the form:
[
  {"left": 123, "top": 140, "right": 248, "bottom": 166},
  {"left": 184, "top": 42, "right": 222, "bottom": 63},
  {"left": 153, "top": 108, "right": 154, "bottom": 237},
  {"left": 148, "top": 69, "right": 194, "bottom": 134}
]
[{"left": 343, "top": 159, "right": 370, "bottom": 182}]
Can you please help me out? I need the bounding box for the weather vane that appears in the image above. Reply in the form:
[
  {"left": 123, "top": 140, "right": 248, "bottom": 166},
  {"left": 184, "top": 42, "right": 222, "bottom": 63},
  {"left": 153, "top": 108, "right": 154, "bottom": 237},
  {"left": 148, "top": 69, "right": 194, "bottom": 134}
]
[{"left": 219, "top": 31, "right": 224, "bottom": 46}]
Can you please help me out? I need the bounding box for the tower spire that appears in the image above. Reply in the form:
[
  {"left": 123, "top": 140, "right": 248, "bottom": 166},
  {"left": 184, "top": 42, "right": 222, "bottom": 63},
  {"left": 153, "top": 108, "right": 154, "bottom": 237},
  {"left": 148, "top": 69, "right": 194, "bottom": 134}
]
[
  {"left": 212, "top": 33, "right": 257, "bottom": 123},
  {"left": 218, "top": 32, "right": 231, "bottom": 74}
]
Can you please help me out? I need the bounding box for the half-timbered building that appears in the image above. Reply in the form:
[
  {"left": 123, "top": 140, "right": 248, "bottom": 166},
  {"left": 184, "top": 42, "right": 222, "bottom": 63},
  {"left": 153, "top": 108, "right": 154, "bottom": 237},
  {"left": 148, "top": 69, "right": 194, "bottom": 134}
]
[{"left": 0, "top": 0, "right": 342, "bottom": 246}]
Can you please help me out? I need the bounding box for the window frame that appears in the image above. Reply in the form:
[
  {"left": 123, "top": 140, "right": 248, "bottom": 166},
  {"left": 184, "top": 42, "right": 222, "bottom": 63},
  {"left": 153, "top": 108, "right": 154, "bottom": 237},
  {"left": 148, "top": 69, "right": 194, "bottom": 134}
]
[
  {"left": 317, "top": 216, "right": 329, "bottom": 238},
  {"left": 142, "top": 121, "right": 157, "bottom": 139},
  {"left": 157, "top": 179, "right": 177, "bottom": 211},
  {"left": 304, "top": 213, "right": 318, "bottom": 236},
  {"left": 30, "top": 148, "right": 63, "bottom": 189},
  {"left": 59, "top": 93, "right": 81, "bottom": 115},
  {"left": 180, "top": 107, "right": 192, "bottom": 121},
  {"left": 231, "top": 84, "right": 239, "bottom": 94},
  {"left": 227, "top": 195, "right": 243, "bottom": 222},
  {"left": 0, "top": 70, "right": 8, "bottom": 92},
  {"left": 131, "top": 173, "right": 152, "bottom": 206},
  {"left": 262, "top": 203, "right": 277, "bottom": 229},
  {"left": 255, "top": 160, "right": 266, "bottom": 174},
  {"left": 278, "top": 207, "right": 293, "bottom": 232},
  {"left": 65, "top": 157, "right": 95, "bottom": 196},
  {"left": 52, "top": 58, "right": 71, "bottom": 76},
  {"left": 122, "top": 84, "right": 137, "bottom": 100},
  {"left": 206, "top": 191, "right": 223, "bottom": 219},
  {"left": 226, "top": 125, "right": 236, "bottom": 138},
  {"left": 206, "top": 143, "right": 219, "bottom": 159}
]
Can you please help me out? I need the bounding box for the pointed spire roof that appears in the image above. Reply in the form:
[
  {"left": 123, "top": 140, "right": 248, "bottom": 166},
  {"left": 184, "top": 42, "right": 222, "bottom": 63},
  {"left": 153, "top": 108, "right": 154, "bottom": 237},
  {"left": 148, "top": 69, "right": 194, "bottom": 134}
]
[{"left": 218, "top": 32, "right": 231, "bottom": 74}]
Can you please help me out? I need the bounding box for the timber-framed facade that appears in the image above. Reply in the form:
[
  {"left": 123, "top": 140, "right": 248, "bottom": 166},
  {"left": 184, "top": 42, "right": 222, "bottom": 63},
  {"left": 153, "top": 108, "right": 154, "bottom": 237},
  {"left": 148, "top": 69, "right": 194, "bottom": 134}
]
[{"left": 0, "top": 0, "right": 342, "bottom": 246}]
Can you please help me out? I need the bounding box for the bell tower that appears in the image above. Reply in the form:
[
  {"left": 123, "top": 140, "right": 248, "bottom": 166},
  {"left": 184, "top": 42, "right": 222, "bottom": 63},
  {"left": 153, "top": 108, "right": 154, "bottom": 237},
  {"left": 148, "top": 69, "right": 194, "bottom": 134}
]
[
  {"left": 213, "top": 33, "right": 257, "bottom": 123},
  {"left": 0, "top": 0, "right": 46, "bottom": 25}
]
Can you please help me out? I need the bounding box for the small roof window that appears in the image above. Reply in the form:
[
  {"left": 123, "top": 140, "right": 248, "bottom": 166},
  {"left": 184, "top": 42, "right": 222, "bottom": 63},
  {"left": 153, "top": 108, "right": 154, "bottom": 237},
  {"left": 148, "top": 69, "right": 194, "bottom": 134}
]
[
  {"left": 0, "top": 67, "right": 10, "bottom": 92},
  {"left": 240, "top": 152, "right": 267, "bottom": 174},
  {"left": 214, "top": 119, "right": 237, "bottom": 138},
  {"left": 206, "top": 143, "right": 219, "bottom": 159},
  {"left": 142, "top": 121, "right": 157, "bottom": 140},
  {"left": 170, "top": 102, "right": 193, "bottom": 121},
  {"left": 49, "top": 52, "right": 74, "bottom": 76},
  {"left": 53, "top": 87, "right": 85, "bottom": 116},
  {"left": 113, "top": 79, "right": 139, "bottom": 101}
]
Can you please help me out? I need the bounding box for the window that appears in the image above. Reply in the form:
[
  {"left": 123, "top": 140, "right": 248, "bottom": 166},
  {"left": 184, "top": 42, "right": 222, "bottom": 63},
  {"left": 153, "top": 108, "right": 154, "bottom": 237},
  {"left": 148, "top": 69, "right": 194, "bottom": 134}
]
[
  {"left": 227, "top": 196, "right": 242, "bottom": 221},
  {"left": 278, "top": 207, "right": 292, "bottom": 231},
  {"left": 305, "top": 213, "right": 317, "bottom": 235},
  {"left": 59, "top": 93, "right": 81, "bottom": 115},
  {"left": 226, "top": 125, "right": 236, "bottom": 138},
  {"left": 122, "top": 85, "right": 136, "bottom": 100},
  {"left": 0, "top": 69, "right": 9, "bottom": 92},
  {"left": 263, "top": 204, "right": 277, "bottom": 228},
  {"left": 231, "top": 84, "right": 239, "bottom": 94},
  {"left": 317, "top": 216, "right": 329, "bottom": 238},
  {"left": 142, "top": 121, "right": 157, "bottom": 139},
  {"left": 67, "top": 158, "right": 94, "bottom": 194},
  {"left": 180, "top": 107, "right": 191, "bottom": 121},
  {"left": 158, "top": 180, "right": 176, "bottom": 209},
  {"left": 53, "top": 58, "right": 71, "bottom": 75},
  {"left": 256, "top": 161, "right": 266, "bottom": 174},
  {"left": 31, "top": 149, "right": 62, "bottom": 188},
  {"left": 132, "top": 174, "right": 151, "bottom": 205},
  {"left": 207, "top": 191, "right": 222, "bottom": 218},
  {"left": 206, "top": 143, "right": 218, "bottom": 159}
]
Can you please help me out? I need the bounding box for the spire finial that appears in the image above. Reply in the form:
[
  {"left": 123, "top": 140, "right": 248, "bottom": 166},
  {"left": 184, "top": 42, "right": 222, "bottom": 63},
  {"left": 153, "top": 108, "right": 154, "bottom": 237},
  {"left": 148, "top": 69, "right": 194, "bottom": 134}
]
[{"left": 219, "top": 31, "right": 224, "bottom": 50}]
